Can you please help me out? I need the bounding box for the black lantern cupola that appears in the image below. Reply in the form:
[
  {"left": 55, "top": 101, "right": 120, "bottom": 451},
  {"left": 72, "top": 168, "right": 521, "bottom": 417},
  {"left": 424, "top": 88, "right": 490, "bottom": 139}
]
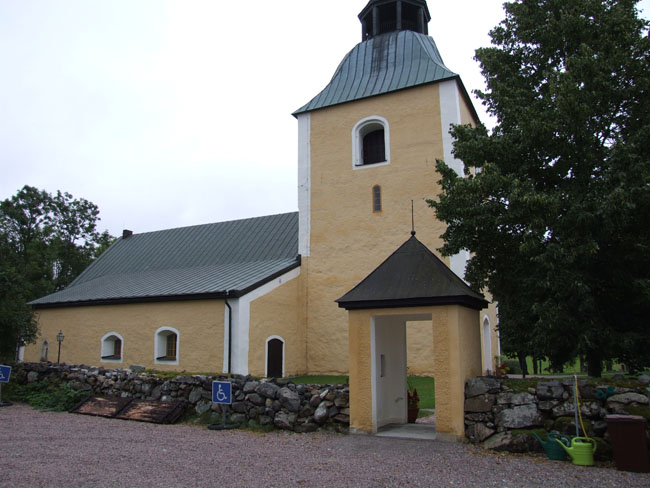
[{"left": 359, "top": 0, "right": 431, "bottom": 41}]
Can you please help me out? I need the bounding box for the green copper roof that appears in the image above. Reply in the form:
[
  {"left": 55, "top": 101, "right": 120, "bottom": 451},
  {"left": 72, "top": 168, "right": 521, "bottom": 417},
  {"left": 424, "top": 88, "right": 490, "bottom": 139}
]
[
  {"left": 336, "top": 234, "right": 487, "bottom": 311},
  {"left": 32, "top": 212, "right": 299, "bottom": 307},
  {"left": 293, "top": 30, "right": 457, "bottom": 115}
]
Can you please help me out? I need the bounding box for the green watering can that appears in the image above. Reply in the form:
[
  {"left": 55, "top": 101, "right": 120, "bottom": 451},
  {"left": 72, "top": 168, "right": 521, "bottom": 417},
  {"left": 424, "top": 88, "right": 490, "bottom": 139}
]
[
  {"left": 555, "top": 437, "right": 597, "bottom": 466},
  {"left": 532, "top": 432, "right": 571, "bottom": 461}
]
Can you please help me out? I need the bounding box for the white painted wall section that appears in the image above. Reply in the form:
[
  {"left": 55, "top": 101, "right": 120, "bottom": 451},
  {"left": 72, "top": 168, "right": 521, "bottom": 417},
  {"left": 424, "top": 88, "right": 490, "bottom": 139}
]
[
  {"left": 225, "top": 267, "right": 301, "bottom": 375},
  {"left": 440, "top": 79, "right": 470, "bottom": 280},
  {"left": 297, "top": 113, "right": 311, "bottom": 257}
]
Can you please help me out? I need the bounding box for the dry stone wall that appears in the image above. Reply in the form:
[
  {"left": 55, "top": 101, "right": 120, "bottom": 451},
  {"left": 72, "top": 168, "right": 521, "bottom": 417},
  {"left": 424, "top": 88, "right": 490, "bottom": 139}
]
[
  {"left": 14, "top": 362, "right": 349, "bottom": 433},
  {"left": 465, "top": 376, "right": 650, "bottom": 459}
]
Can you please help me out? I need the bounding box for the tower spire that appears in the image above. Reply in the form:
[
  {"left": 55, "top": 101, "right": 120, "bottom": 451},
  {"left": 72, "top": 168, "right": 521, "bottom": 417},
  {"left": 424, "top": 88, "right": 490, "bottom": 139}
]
[{"left": 358, "top": 0, "right": 431, "bottom": 41}]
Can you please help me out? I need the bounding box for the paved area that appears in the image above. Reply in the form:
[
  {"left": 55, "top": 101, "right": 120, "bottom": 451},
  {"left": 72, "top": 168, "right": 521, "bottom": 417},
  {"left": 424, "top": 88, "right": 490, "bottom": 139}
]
[{"left": 2, "top": 403, "right": 650, "bottom": 488}]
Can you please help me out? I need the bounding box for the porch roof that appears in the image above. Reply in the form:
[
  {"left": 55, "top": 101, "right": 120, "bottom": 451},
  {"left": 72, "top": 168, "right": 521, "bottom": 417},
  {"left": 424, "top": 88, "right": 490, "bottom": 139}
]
[{"left": 336, "top": 233, "right": 488, "bottom": 311}]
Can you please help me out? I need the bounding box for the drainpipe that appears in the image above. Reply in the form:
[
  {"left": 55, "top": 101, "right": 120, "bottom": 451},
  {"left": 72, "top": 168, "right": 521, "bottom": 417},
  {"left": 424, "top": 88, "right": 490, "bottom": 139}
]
[{"left": 225, "top": 291, "right": 232, "bottom": 376}]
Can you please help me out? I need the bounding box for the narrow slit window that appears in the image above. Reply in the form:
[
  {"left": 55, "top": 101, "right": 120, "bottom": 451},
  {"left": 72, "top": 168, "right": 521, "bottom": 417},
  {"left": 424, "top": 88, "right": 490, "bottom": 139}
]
[{"left": 373, "top": 185, "right": 382, "bottom": 212}]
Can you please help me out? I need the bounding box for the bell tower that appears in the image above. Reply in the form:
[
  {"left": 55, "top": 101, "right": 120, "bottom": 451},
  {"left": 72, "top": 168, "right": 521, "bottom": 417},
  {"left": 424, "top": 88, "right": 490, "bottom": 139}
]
[
  {"left": 293, "top": 0, "right": 495, "bottom": 375},
  {"left": 359, "top": 0, "right": 431, "bottom": 40}
]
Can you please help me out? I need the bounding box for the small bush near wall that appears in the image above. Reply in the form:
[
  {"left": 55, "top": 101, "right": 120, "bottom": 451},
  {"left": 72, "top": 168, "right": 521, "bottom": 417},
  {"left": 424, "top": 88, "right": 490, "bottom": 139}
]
[
  {"left": 9, "top": 363, "right": 350, "bottom": 433},
  {"left": 465, "top": 375, "right": 650, "bottom": 461}
]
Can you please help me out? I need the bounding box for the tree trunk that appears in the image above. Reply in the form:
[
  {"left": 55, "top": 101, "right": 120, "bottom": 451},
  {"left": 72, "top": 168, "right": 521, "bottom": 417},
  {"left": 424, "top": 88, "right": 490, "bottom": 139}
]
[
  {"left": 517, "top": 352, "right": 528, "bottom": 378},
  {"left": 586, "top": 350, "right": 603, "bottom": 378},
  {"left": 532, "top": 355, "right": 539, "bottom": 375}
]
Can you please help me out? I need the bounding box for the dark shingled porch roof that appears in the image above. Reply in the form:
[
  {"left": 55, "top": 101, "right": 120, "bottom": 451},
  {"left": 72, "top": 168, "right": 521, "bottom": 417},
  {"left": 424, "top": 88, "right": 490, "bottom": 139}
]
[{"left": 336, "top": 233, "right": 488, "bottom": 310}]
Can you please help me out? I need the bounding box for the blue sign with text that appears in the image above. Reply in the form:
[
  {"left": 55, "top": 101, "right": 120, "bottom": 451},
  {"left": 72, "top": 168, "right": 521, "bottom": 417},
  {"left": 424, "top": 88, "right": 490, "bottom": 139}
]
[
  {"left": 0, "top": 365, "right": 11, "bottom": 383},
  {"left": 212, "top": 381, "right": 232, "bottom": 404}
]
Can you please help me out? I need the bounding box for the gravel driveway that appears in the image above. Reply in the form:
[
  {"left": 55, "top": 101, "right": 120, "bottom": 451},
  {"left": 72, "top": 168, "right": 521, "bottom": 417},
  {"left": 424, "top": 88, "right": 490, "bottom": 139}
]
[{"left": 2, "top": 403, "right": 649, "bottom": 488}]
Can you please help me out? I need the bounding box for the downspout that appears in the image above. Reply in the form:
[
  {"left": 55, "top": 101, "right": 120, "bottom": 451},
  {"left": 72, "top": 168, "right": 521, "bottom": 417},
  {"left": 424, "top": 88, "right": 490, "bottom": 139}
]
[{"left": 225, "top": 291, "right": 233, "bottom": 376}]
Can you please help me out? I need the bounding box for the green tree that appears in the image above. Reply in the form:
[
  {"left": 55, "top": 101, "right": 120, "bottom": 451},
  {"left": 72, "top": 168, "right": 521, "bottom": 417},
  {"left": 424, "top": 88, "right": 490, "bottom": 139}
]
[
  {"left": 429, "top": 0, "right": 650, "bottom": 376},
  {"left": 0, "top": 186, "right": 114, "bottom": 361}
]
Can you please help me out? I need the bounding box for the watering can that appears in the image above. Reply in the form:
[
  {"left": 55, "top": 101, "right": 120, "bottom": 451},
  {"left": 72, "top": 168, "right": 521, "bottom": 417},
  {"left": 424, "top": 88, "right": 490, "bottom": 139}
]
[
  {"left": 555, "top": 437, "right": 597, "bottom": 466},
  {"left": 532, "top": 432, "right": 571, "bottom": 461}
]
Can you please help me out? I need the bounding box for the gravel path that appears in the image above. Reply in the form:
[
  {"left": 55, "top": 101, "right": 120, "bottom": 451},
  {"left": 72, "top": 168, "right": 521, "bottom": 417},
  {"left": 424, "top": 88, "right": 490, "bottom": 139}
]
[{"left": 2, "top": 403, "right": 649, "bottom": 488}]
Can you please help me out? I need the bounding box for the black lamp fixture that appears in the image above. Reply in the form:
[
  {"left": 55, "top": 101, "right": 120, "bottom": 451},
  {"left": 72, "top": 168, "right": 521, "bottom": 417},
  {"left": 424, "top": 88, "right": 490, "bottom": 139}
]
[{"left": 56, "top": 330, "right": 64, "bottom": 364}]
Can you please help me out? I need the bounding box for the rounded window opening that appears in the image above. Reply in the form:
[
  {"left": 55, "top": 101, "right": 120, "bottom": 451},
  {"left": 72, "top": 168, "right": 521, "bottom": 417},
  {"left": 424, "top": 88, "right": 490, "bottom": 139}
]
[
  {"left": 101, "top": 332, "right": 123, "bottom": 362},
  {"left": 155, "top": 327, "right": 179, "bottom": 364},
  {"left": 353, "top": 116, "right": 390, "bottom": 168}
]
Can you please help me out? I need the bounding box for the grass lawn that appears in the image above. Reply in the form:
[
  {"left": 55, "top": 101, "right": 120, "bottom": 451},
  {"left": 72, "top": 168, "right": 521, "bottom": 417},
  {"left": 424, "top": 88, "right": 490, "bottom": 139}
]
[{"left": 286, "top": 375, "right": 435, "bottom": 409}]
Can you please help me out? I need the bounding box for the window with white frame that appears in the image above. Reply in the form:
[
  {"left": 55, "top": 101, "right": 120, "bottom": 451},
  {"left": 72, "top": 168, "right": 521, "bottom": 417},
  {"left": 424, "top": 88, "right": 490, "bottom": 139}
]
[
  {"left": 155, "top": 326, "right": 179, "bottom": 364},
  {"left": 353, "top": 116, "right": 390, "bottom": 168},
  {"left": 101, "top": 332, "right": 124, "bottom": 362}
]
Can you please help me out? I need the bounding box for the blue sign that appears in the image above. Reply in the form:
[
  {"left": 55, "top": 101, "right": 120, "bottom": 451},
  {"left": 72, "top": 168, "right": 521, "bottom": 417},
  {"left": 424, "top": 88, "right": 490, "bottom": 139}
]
[
  {"left": 212, "top": 380, "right": 232, "bottom": 404},
  {"left": 0, "top": 365, "right": 11, "bottom": 383}
]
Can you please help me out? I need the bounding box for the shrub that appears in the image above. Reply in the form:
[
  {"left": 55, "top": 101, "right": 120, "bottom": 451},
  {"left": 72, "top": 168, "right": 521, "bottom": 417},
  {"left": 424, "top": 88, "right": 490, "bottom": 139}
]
[{"left": 5, "top": 381, "right": 88, "bottom": 411}]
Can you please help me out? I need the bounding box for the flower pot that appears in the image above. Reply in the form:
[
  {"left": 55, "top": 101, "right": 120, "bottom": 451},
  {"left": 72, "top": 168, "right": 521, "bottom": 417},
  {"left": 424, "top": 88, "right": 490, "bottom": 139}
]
[{"left": 407, "top": 407, "right": 419, "bottom": 423}]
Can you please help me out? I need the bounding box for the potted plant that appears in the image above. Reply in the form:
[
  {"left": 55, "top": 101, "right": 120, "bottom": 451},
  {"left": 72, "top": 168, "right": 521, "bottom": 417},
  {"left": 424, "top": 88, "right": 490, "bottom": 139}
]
[{"left": 407, "top": 387, "right": 420, "bottom": 423}]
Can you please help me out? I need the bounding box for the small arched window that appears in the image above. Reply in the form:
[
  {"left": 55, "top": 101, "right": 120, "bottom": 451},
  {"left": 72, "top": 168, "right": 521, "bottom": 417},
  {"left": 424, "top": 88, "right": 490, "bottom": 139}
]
[
  {"left": 155, "top": 327, "right": 179, "bottom": 364},
  {"left": 372, "top": 185, "right": 382, "bottom": 212},
  {"left": 353, "top": 116, "right": 390, "bottom": 168},
  {"left": 101, "top": 332, "right": 124, "bottom": 362}
]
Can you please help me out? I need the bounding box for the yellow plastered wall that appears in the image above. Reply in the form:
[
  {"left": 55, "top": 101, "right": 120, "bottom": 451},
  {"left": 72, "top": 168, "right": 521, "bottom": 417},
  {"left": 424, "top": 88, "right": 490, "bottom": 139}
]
[
  {"left": 25, "top": 300, "right": 224, "bottom": 372},
  {"left": 348, "top": 309, "right": 373, "bottom": 433},
  {"left": 433, "top": 305, "right": 482, "bottom": 438},
  {"left": 306, "top": 84, "right": 453, "bottom": 375},
  {"left": 406, "top": 320, "right": 434, "bottom": 375},
  {"left": 347, "top": 305, "right": 482, "bottom": 438},
  {"left": 248, "top": 273, "right": 306, "bottom": 377}
]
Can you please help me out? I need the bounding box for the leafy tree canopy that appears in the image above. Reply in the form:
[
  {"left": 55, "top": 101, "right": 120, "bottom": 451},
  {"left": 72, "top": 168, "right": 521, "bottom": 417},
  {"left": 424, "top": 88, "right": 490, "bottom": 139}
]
[
  {"left": 0, "top": 186, "right": 115, "bottom": 361},
  {"left": 429, "top": 0, "right": 650, "bottom": 376}
]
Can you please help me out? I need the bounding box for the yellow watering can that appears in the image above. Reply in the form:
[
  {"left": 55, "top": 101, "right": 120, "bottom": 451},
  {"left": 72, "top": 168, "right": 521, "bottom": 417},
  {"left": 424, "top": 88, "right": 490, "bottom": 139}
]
[{"left": 554, "top": 437, "right": 597, "bottom": 466}]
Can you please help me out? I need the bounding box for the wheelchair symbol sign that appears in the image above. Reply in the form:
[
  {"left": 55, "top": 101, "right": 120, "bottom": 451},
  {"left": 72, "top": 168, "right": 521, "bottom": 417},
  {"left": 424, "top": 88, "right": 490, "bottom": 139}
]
[
  {"left": 0, "top": 365, "right": 11, "bottom": 383},
  {"left": 212, "top": 381, "right": 232, "bottom": 404}
]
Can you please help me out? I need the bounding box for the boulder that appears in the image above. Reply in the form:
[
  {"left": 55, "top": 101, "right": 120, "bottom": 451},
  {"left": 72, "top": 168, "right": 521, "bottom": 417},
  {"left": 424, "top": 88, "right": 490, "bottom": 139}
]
[
  {"left": 274, "top": 411, "right": 297, "bottom": 430},
  {"left": 497, "top": 392, "right": 535, "bottom": 406},
  {"left": 465, "top": 395, "right": 495, "bottom": 413},
  {"left": 278, "top": 387, "right": 301, "bottom": 412},
  {"left": 607, "top": 392, "right": 649, "bottom": 406},
  {"left": 536, "top": 381, "right": 564, "bottom": 400},
  {"left": 637, "top": 374, "right": 650, "bottom": 384},
  {"left": 314, "top": 405, "right": 329, "bottom": 424},
  {"left": 247, "top": 393, "right": 266, "bottom": 406},
  {"left": 188, "top": 387, "right": 203, "bottom": 404},
  {"left": 256, "top": 382, "right": 280, "bottom": 400},
  {"left": 482, "top": 431, "right": 539, "bottom": 453},
  {"left": 243, "top": 381, "right": 260, "bottom": 394},
  {"left": 295, "top": 422, "right": 319, "bottom": 433},
  {"left": 27, "top": 371, "right": 39, "bottom": 383},
  {"left": 195, "top": 400, "right": 211, "bottom": 415},
  {"left": 466, "top": 423, "right": 495, "bottom": 443},
  {"left": 466, "top": 377, "right": 501, "bottom": 398},
  {"left": 496, "top": 404, "right": 544, "bottom": 429}
]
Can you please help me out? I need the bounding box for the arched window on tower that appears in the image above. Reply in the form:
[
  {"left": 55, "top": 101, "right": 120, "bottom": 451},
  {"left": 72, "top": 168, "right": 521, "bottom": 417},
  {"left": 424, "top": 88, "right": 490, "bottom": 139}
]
[{"left": 353, "top": 116, "right": 390, "bottom": 168}]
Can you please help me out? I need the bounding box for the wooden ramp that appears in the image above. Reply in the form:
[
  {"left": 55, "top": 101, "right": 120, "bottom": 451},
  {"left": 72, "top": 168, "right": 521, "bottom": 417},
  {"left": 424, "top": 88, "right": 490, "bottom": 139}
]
[{"left": 70, "top": 396, "right": 186, "bottom": 424}]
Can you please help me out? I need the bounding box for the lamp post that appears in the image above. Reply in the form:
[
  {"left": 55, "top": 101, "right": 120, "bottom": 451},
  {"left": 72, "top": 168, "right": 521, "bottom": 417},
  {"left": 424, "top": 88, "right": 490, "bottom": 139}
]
[{"left": 56, "top": 330, "right": 64, "bottom": 364}]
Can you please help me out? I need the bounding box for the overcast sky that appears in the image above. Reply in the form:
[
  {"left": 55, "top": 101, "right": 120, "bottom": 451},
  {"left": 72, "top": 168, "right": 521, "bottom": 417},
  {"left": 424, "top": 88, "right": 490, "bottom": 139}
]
[{"left": 2, "top": 0, "right": 649, "bottom": 237}]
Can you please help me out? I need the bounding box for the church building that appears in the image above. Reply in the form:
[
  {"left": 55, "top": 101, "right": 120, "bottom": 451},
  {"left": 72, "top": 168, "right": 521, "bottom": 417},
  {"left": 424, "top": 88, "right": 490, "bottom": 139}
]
[{"left": 25, "top": 0, "right": 499, "bottom": 383}]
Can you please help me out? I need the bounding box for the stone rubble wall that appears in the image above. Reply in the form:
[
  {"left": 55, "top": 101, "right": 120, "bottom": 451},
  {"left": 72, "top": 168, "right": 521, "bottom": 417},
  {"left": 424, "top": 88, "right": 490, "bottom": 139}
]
[
  {"left": 14, "top": 362, "right": 350, "bottom": 433},
  {"left": 465, "top": 376, "right": 650, "bottom": 459}
]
